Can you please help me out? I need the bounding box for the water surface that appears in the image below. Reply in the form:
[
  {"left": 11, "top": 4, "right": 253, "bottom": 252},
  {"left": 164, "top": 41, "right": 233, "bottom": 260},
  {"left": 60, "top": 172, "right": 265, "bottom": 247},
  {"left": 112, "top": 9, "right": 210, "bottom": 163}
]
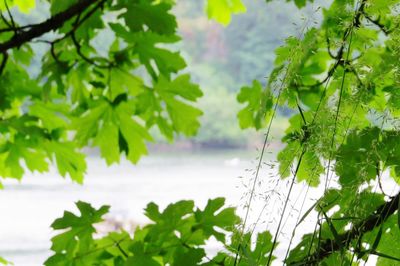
[{"left": 0, "top": 150, "right": 256, "bottom": 265}]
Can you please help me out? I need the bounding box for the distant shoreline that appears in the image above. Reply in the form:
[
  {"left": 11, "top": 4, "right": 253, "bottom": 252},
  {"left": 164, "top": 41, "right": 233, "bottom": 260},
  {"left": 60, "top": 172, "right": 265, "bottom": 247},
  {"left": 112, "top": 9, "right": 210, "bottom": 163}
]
[{"left": 81, "top": 140, "right": 283, "bottom": 157}]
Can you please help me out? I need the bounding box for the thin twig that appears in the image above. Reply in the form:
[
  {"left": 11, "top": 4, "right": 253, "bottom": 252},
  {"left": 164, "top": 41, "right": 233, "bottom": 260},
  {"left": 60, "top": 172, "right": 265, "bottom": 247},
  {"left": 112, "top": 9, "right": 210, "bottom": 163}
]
[{"left": 363, "top": 12, "right": 391, "bottom": 35}]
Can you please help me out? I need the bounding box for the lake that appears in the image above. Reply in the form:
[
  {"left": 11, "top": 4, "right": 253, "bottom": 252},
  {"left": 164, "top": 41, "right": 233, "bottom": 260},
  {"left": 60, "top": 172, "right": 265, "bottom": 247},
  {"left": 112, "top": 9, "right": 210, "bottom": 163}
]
[
  {"left": 0, "top": 150, "right": 260, "bottom": 265},
  {"left": 0, "top": 149, "right": 390, "bottom": 265}
]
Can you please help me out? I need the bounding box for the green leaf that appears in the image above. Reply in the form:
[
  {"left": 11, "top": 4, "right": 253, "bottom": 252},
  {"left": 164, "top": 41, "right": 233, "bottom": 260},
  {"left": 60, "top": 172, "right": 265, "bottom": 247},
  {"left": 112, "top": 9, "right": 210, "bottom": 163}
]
[
  {"left": 72, "top": 100, "right": 109, "bottom": 146},
  {"left": 372, "top": 226, "right": 383, "bottom": 252},
  {"left": 296, "top": 199, "right": 321, "bottom": 227},
  {"left": 45, "top": 141, "right": 86, "bottom": 183},
  {"left": 5, "top": 145, "right": 24, "bottom": 179},
  {"left": 277, "top": 141, "right": 301, "bottom": 178},
  {"left": 109, "top": 68, "right": 143, "bottom": 101},
  {"left": 125, "top": 256, "right": 161, "bottom": 266},
  {"left": 68, "top": 65, "right": 90, "bottom": 104},
  {"left": 156, "top": 74, "right": 203, "bottom": 101},
  {"left": 374, "top": 251, "right": 400, "bottom": 264},
  {"left": 194, "top": 198, "right": 240, "bottom": 242},
  {"left": 320, "top": 209, "right": 340, "bottom": 246},
  {"left": 164, "top": 97, "right": 202, "bottom": 136},
  {"left": 285, "top": 233, "right": 317, "bottom": 264},
  {"left": 6, "top": 0, "right": 35, "bottom": 13},
  {"left": 116, "top": 103, "right": 152, "bottom": 164},
  {"left": 155, "top": 75, "right": 203, "bottom": 136},
  {"left": 237, "top": 80, "right": 274, "bottom": 130},
  {"left": 93, "top": 109, "right": 120, "bottom": 165},
  {"left": 29, "top": 101, "right": 69, "bottom": 131},
  {"left": 294, "top": 0, "right": 306, "bottom": 8},
  {"left": 133, "top": 32, "right": 186, "bottom": 78},
  {"left": 145, "top": 200, "right": 194, "bottom": 225},
  {"left": 206, "top": 0, "right": 246, "bottom": 26},
  {"left": 398, "top": 198, "right": 400, "bottom": 230},
  {"left": 21, "top": 148, "right": 49, "bottom": 174},
  {"left": 320, "top": 252, "right": 354, "bottom": 266},
  {"left": 0, "top": 256, "right": 10, "bottom": 265},
  {"left": 119, "top": 1, "right": 177, "bottom": 35},
  {"left": 231, "top": 230, "right": 275, "bottom": 265},
  {"left": 335, "top": 128, "right": 381, "bottom": 189},
  {"left": 173, "top": 247, "right": 205, "bottom": 266},
  {"left": 49, "top": 0, "right": 75, "bottom": 15},
  {"left": 45, "top": 201, "right": 110, "bottom": 266},
  {"left": 51, "top": 201, "right": 109, "bottom": 230},
  {"left": 297, "top": 151, "right": 324, "bottom": 187}
]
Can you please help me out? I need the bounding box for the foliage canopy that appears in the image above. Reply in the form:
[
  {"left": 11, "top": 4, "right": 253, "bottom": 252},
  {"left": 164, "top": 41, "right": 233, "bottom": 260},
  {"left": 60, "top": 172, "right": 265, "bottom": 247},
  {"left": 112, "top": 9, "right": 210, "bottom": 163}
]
[
  {"left": 237, "top": 0, "right": 400, "bottom": 264},
  {"left": 0, "top": 0, "right": 399, "bottom": 265},
  {"left": 0, "top": 0, "right": 207, "bottom": 184}
]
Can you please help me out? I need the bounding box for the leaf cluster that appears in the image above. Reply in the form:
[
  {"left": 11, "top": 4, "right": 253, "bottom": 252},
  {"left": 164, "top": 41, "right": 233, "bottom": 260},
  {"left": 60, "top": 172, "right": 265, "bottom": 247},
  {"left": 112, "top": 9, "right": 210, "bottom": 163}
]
[
  {"left": 45, "top": 199, "right": 274, "bottom": 266},
  {"left": 237, "top": 0, "right": 400, "bottom": 264},
  {"left": 0, "top": 0, "right": 206, "bottom": 185}
]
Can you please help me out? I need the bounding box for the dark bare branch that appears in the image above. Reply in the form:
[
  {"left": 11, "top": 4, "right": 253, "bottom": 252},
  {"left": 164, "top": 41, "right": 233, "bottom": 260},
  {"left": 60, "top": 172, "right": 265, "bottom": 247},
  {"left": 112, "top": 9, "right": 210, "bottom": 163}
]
[
  {"left": 0, "top": 0, "right": 104, "bottom": 53},
  {"left": 0, "top": 51, "right": 8, "bottom": 75},
  {"left": 288, "top": 191, "right": 400, "bottom": 265}
]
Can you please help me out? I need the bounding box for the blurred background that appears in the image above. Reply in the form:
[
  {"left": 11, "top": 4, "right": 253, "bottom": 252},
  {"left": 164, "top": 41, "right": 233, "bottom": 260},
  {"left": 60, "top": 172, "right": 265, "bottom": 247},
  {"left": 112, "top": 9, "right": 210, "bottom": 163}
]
[{"left": 0, "top": 0, "right": 324, "bottom": 265}]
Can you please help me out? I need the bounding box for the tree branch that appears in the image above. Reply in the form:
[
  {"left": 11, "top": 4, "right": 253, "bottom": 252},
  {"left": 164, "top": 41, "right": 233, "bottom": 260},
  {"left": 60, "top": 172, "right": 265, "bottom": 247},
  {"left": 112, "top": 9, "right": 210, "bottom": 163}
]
[
  {"left": 70, "top": 28, "right": 111, "bottom": 69},
  {"left": 288, "top": 191, "right": 400, "bottom": 265},
  {"left": 4, "top": 0, "right": 17, "bottom": 34},
  {"left": 0, "top": 51, "right": 8, "bottom": 75},
  {"left": 362, "top": 12, "right": 391, "bottom": 35},
  {"left": 0, "top": 0, "right": 103, "bottom": 53},
  {"left": 299, "top": 0, "right": 367, "bottom": 89}
]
